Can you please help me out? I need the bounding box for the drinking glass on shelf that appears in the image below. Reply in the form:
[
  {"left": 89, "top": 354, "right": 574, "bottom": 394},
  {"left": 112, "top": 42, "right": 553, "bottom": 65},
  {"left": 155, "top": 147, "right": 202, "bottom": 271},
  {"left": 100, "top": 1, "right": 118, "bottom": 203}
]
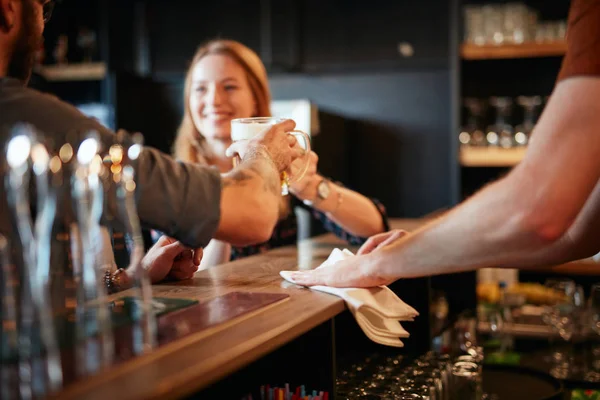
[
  {"left": 535, "top": 22, "right": 556, "bottom": 43},
  {"left": 463, "top": 6, "right": 485, "bottom": 45},
  {"left": 556, "top": 21, "right": 567, "bottom": 41},
  {"left": 487, "top": 97, "right": 514, "bottom": 148},
  {"left": 542, "top": 21, "right": 567, "bottom": 42},
  {"left": 460, "top": 98, "right": 486, "bottom": 147},
  {"left": 482, "top": 5, "right": 505, "bottom": 45},
  {"left": 514, "top": 96, "right": 542, "bottom": 146},
  {"left": 527, "top": 10, "right": 539, "bottom": 41},
  {"left": 503, "top": 3, "right": 531, "bottom": 44},
  {"left": 76, "top": 26, "right": 97, "bottom": 63}
]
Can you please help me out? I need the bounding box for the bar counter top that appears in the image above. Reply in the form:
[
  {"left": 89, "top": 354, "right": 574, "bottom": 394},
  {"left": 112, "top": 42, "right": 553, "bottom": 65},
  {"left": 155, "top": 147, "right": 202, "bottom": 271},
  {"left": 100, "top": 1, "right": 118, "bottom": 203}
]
[
  {"left": 53, "top": 218, "right": 598, "bottom": 400},
  {"left": 55, "top": 226, "right": 351, "bottom": 400}
]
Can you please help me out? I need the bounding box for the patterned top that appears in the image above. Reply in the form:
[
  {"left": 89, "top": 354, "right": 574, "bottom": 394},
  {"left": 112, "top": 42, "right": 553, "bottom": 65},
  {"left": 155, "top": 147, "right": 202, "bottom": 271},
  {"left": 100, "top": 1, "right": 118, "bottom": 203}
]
[{"left": 230, "top": 194, "right": 390, "bottom": 261}]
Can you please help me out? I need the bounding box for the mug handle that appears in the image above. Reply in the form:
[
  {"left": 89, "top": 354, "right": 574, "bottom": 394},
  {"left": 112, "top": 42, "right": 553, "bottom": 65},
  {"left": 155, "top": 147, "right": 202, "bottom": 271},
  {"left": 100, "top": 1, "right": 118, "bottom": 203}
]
[{"left": 286, "top": 130, "right": 311, "bottom": 184}]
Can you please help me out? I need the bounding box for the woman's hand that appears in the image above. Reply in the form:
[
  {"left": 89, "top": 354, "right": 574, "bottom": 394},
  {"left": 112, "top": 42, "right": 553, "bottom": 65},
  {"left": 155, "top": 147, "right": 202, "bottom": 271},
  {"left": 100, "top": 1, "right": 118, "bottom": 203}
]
[{"left": 289, "top": 151, "right": 320, "bottom": 201}]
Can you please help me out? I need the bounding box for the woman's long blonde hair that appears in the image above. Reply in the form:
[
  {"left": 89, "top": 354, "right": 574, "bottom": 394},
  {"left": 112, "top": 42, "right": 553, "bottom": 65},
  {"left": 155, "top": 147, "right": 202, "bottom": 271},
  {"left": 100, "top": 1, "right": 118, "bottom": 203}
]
[
  {"left": 173, "top": 40, "right": 291, "bottom": 221},
  {"left": 172, "top": 39, "right": 272, "bottom": 163}
]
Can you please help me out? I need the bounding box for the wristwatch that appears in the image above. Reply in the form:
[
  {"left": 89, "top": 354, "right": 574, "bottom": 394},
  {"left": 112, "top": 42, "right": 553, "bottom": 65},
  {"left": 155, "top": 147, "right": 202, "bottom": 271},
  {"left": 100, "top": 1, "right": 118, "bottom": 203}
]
[
  {"left": 303, "top": 178, "right": 331, "bottom": 207},
  {"left": 316, "top": 178, "right": 332, "bottom": 201}
]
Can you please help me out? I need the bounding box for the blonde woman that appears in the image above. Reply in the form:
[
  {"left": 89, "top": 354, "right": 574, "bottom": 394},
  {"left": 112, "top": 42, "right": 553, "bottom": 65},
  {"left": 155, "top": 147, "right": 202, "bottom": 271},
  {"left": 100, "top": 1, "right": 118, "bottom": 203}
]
[{"left": 171, "top": 39, "right": 389, "bottom": 268}]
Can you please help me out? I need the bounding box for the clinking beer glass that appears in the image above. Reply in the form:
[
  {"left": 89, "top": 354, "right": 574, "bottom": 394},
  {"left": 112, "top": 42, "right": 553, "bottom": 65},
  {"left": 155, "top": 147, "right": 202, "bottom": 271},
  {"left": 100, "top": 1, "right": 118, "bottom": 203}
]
[{"left": 230, "top": 117, "right": 311, "bottom": 195}]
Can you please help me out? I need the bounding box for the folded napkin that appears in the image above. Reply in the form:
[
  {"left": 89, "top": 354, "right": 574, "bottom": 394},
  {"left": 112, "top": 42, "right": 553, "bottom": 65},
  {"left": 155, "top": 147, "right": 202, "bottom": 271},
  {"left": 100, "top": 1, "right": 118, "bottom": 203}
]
[
  {"left": 354, "top": 312, "right": 406, "bottom": 347},
  {"left": 280, "top": 248, "right": 418, "bottom": 348}
]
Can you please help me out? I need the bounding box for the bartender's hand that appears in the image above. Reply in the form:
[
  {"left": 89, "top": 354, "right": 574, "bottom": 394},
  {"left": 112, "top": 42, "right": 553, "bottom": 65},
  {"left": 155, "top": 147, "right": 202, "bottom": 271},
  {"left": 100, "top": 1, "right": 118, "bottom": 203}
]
[
  {"left": 285, "top": 229, "right": 409, "bottom": 288},
  {"left": 225, "top": 119, "right": 304, "bottom": 173},
  {"left": 138, "top": 235, "right": 202, "bottom": 283},
  {"left": 286, "top": 252, "right": 391, "bottom": 288},
  {"left": 289, "top": 151, "right": 319, "bottom": 200},
  {"left": 357, "top": 229, "right": 409, "bottom": 255}
]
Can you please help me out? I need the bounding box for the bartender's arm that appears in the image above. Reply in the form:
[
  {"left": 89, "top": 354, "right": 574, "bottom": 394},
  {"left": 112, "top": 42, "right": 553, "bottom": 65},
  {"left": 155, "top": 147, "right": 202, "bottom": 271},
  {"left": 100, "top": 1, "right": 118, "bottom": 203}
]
[
  {"left": 290, "top": 78, "right": 600, "bottom": 288},
  {"left": 378, "top": 77, "right": 600, "bottom": 276},
  {"left": 287, "top": 0, "right": 600, "bottom": 288}
]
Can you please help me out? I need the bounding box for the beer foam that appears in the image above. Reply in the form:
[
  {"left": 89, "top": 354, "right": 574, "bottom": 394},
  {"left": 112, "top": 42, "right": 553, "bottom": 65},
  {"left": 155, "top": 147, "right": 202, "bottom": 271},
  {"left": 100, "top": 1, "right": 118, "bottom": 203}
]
[{"left": 230, "top": 122, "right": 273, "bottom": 141}]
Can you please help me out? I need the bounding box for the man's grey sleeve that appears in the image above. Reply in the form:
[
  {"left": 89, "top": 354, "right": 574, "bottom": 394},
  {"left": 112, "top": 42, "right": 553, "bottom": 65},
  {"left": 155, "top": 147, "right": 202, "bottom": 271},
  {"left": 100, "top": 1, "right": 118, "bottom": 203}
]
[
  {"left": 134, "top": 148, "right": 222, "bottom": 249},
  {"left": 0, "top": 86, "right": 222, "bottom": 249}
]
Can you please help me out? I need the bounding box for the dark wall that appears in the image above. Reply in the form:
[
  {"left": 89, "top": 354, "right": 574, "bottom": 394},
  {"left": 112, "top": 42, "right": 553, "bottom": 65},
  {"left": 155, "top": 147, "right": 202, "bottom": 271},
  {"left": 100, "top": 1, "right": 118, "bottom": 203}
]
[
  {"left": 269, "top": 71, "right": 453, "bottom": 217},
  {"left": 113, "top": 72, "right": 182, "bottom": 153},
  {"left": 147, "top": 0, "right": 262, "bottom": 75}
]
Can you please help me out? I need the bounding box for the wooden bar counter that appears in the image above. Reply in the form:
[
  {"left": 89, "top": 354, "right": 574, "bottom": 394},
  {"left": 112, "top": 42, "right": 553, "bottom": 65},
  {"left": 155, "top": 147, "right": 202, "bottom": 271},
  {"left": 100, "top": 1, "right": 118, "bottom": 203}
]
[
  {"left": 55, "top": 231, "right": 350, "bottom": 400},
  {"left": 52, "top": 218, "right": 599, "bottom": 400}
]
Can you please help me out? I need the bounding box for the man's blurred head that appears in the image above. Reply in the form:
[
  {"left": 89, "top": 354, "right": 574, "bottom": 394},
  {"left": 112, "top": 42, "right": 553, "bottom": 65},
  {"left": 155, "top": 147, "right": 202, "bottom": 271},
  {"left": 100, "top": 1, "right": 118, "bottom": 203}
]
[{"left": 0, "top": 0, "right": 51, "bottom": 83}]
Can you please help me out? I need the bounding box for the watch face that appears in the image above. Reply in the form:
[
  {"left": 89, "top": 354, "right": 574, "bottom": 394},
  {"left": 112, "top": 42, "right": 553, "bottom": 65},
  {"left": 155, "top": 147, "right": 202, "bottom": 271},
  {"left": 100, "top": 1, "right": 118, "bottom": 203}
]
[{"left": 317, "top": 180, "right": 331, "bottom": 199}]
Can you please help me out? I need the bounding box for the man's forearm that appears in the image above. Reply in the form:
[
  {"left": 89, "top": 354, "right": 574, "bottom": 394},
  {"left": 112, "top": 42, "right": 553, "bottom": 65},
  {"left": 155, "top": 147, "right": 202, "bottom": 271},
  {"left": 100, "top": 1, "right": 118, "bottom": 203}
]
[
  {"left": 222, "top": 145, "right": 280, "bottom": 197},
  {"left": 134, "top": 148, "right": 221, "bottom": 249},
  {"left": 215, "top": 148, "right": 281, "bottom": 245}
]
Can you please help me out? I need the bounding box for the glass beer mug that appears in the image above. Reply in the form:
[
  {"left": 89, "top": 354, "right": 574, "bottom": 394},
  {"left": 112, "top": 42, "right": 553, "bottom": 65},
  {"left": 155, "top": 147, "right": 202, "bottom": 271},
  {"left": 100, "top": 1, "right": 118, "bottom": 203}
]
[
  {"left": 103, "top": 131, "right": 157, "bottom": 358},
  {"left": 230, "top": 117, "right": 311, "bottom": 195},
  {"left": 5, "top": 127, "right": 64, "bottom": 397}
]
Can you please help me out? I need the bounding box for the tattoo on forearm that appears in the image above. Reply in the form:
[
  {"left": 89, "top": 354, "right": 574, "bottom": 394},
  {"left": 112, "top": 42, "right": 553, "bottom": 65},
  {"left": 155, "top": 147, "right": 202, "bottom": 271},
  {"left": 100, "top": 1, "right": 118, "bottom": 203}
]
[
  {"left": 258, "top": 165, "right": 281, "bottom": 195},
  {"left": 222, "top": 160, "right": 279, "bottom": 196},
  {"left": 221, "top": 144, "right": 281, "bottom": 195},
  {"left": 242, "top": 147, "right": 281, "bottom": 196},
  {"left": 222, "top": 169, "right": 254, "bottom": 188}
]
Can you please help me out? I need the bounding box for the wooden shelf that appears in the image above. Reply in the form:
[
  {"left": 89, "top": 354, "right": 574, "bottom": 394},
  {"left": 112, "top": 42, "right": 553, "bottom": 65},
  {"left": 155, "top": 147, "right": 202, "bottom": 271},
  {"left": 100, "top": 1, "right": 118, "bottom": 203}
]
[
  {"left": 460, "top": 146, "right": 527, "bottom": 167},
  {"left": 478, "top": 321, "right": 555, "bottom": 338},
  {"left": 34, "top": 62, "right": 107, "bottom": 81},
  {"left": 461, "top": 41, "right": 567, "bottom": 60}
]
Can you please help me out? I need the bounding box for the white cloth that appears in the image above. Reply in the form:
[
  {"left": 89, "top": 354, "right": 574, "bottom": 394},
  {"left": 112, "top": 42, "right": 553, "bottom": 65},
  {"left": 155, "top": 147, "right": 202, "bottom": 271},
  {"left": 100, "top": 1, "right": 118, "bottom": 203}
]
[{"left": 280, "top": 248, "right": 418, "bottom": 348}]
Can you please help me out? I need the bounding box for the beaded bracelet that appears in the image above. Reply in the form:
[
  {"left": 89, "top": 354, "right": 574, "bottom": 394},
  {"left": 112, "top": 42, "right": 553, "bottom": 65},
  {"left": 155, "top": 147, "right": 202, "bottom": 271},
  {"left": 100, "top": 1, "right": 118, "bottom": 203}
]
[{"left": 104, "top": 268, "right": 126, "bottom": 294}]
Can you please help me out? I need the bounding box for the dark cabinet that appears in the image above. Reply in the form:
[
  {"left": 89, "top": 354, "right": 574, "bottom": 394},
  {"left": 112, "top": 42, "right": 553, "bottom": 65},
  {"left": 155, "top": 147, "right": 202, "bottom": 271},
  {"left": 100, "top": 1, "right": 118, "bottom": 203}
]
[
  {"left": 147, "top": 0, "right": 262, "bottom": 75},
  {"left": 144, "top": 0, "right": 450, "bottom": 75},
  {"left": 300, "top": 0, "right": 451, "bottom": 71}
]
